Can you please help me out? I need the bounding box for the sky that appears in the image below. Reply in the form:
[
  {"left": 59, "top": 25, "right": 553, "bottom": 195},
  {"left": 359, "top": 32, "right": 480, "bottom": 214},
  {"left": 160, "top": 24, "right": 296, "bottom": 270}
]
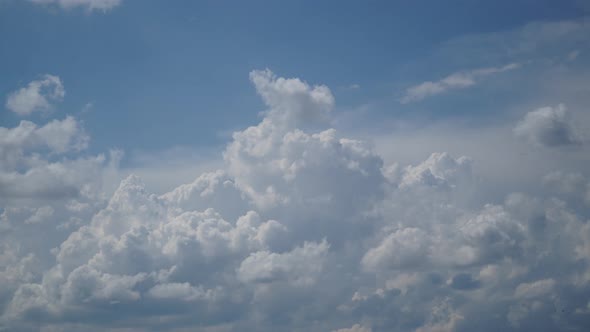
[{"left": 1, "top": 0, "right": 590, "bottom": 331}]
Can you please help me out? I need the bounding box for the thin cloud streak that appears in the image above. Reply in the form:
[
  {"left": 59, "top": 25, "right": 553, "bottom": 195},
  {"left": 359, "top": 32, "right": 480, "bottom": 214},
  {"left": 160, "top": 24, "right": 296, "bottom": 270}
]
[{"left": 400, "top": 63, "right": 520, "bottom": 103}]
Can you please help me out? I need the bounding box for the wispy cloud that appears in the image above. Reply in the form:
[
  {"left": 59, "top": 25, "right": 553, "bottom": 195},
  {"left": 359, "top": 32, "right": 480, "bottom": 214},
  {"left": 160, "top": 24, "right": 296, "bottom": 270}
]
[
  {"left": 400, "top": 63, "right": 520, "bottom": 103},
  {"left": 29, "top": 0, "right": 121, "bottom": 12}
]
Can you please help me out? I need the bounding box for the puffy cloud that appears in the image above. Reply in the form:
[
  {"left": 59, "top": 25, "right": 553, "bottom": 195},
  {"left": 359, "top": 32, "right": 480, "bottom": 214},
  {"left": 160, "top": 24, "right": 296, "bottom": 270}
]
[
  {"left": 2, "top": 174, "right": 294, "bottom": 326},
  {"left": 0, "top": 114, "right": 118, "bottom": 328},
  {"left": 237, "top": 240, "right": 329, "bottom": 286},
  {"left": 400, "top": 63, "right": 519, "bottom": 103},
  {"left": 2, "top": 70, "right": 590, "bottom": 332},
  {"left": 459, "top": 204, "right": 526, "bottom": 263},
  {"left": 249, "top": 69, "right": 334, "bottom": 128},
  {"left": 159, "top": 170, "right": 247, "bottom": 221},
  {"left": 59, "top": 265, "right": 146, "bottom": 304},
  {"left": 5, "top": 75, "right": 64, "bottom": 116},
  {"left": 362, "top": 228, "right": 430, "bottom": 271},
  {"left": 0, "top": 116, "right": 88, "bottom": 171},
  {"left": 225, "top": 70, "right": 384, "bottom": 247},
  {"left": 514, "top": 104, "right": 582, "bottom": 147},
  {"left": 0, "top": 116, "right": 96, "bottom": 203},
  {"left": 28, "top": 0, "right": 121, "bottom": 12},
  {"left": 400, "top": 152, "right": 472, "bottom": 189}
]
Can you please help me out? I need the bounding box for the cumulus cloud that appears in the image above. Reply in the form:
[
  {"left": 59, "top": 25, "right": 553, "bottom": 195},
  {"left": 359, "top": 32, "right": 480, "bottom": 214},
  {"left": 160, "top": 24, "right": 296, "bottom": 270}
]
[
  {"left": 1, "top": 70, "right": 590, "bottom": 332},
  {"left": 362, "top": 227, "right": 430, "bottom": 271},
  {"left": 28, "top": 0, "right": 121, "bottom": 11},
  {"left": 237, "top": 240, "right": 328, "bottom": 286},
  {"left": 400, "top": 63, "right": 519, "bottom": 103},
  {"left": 514, "top": 104, "right": 582, "bottom": 147},
  {"left": 5, "top": 75, "right": 64, "bottom": 116},
  {"left": 400, "top": 152, "right": 472, "bottom": 189},
  {"left": 0, "top": 116, "right": 95, "bottom": 203},
  {"left": 249, "top": 68, "right": 334, "bottom": 128}
]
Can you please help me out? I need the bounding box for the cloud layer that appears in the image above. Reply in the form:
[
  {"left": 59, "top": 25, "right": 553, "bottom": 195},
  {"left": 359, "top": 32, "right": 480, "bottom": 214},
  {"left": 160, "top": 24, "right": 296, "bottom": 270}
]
[{"left": 1, "top": 70, "right": 590, "bottom": 332}]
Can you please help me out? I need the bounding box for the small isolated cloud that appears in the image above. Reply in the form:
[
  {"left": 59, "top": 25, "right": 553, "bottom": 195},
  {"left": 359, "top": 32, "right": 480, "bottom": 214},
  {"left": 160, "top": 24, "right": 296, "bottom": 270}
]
[
  {"left": 514, "top": 104, "right": 582, "bottom": 147},
  {"left": 400, "top": 63, "right": 520, "bottom": 103},
  {"left": 28, "top": 0, "right": 121, "bottom": 12},
  {"left": 5, "top": 74, "right": 64, "bottom": 116}
]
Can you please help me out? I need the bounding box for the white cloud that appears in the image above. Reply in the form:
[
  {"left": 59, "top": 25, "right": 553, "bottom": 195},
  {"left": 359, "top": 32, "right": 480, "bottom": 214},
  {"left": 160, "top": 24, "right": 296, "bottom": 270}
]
[
  {"left": 249, "top": 68, "right": 334, "bottom": 128},
  {"left": 237, "top": 239, "right": 329, "bottom": 286},
  {"left": 29, "top": 0, "right": 121, "bottom": 11},
  {"left": 2, "top": 70, "right": 590, "bottom": 332},
  {"left": 0, "top": 116, "right": 95, "bottom": 203},
  {"left": 0, "top": 116, "right": 87, "bottom": 158},
  {"left": 514, "top": 104, "right": 582, "bottom": 147},
  {"left": 400, "top": 63, "right": 520, "bottom": 103},
  {"left": 0, "top": 117, "right": 100, "bottom": 205},
  {"left": 400, "top": 152, "right": 472, "bottom": 189},
  {"left": 362, "top": 228, "right": 430, "bottom": 271},
  {"left": 5, "top": 75, "right": 64, "bottom": 116}
]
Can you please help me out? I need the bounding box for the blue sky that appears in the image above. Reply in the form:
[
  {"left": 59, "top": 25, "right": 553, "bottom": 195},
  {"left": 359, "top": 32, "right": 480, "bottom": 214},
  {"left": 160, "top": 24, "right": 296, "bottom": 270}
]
[
  {"left": 2, "top": 1, "right": 590, "bottom": 332},
  {"left": 1, "top": 0, "right": 586, "bottom": 155}
]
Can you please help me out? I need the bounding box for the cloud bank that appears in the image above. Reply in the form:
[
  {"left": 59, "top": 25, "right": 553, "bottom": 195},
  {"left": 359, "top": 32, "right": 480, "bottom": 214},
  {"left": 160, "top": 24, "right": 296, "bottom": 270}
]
[{"left": 1, "top": 70, "right": 590, "bottom": 332}]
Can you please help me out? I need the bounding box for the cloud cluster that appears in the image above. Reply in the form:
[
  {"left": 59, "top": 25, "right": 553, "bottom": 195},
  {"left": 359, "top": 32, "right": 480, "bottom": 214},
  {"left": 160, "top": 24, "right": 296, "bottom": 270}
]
[
  {"left": 401, "top": 63, "right": 520, "bottom": 103},
  {"left": 1, "top": 70, "right": 590, "bottom": 332}
]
